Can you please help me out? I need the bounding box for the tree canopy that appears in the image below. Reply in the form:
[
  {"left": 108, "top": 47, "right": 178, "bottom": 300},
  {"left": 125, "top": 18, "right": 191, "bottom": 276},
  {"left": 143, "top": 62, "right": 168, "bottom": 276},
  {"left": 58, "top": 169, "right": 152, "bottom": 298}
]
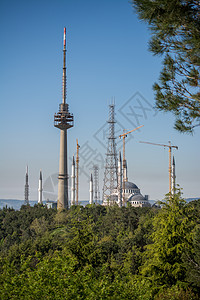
[
  {"left": 0, "top": 200, "right": 199, "bottom": 299},
  {"left": 132, "top": 0, "right": 200, "bottom": 133}
]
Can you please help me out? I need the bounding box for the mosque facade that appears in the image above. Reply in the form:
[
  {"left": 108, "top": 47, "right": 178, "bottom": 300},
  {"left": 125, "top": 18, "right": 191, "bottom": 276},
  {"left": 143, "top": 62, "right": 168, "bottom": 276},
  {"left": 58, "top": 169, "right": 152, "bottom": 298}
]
[{"left": 102, "top": 152, "right": 151, "bottom": 208}]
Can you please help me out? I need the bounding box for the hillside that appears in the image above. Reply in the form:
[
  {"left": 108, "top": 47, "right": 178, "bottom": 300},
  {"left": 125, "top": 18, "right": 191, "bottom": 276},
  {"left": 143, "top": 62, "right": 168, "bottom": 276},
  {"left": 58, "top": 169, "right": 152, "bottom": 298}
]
[{"left": 0, "top": 196, "right": 199, "bottom": 299}]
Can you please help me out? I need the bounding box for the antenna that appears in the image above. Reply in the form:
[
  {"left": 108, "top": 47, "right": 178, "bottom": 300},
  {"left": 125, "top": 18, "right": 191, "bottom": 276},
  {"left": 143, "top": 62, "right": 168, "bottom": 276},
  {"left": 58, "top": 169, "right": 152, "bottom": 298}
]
[{"left": 62, "top": 27, "right": 66, "bottom": 104}]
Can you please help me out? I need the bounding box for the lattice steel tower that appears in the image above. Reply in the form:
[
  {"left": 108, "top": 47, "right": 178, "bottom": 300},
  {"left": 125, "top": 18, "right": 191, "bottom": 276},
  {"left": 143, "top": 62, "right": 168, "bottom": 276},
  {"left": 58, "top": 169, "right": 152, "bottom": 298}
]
[
  {"left": 93, "top": 165, "right": 100, "bottom": 203},
  {"left": 102, "top": 103, "right": 118, "bottom": 204},
  {"left": 54, "top": 28, "right": 74, "bottom": 210}
]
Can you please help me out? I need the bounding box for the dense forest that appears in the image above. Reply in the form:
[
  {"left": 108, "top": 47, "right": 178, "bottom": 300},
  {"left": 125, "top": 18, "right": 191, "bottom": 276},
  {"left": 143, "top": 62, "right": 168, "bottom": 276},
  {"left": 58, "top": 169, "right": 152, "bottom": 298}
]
[{"left": 0, "top": 193, "right": 199, "bottom": 299}]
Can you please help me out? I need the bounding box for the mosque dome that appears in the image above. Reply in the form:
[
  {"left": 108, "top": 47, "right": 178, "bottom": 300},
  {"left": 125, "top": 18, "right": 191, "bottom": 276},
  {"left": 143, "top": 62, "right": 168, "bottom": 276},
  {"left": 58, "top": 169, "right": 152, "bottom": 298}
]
[{"left": 124, "top": 181, "right": 138, "bottom": 190}]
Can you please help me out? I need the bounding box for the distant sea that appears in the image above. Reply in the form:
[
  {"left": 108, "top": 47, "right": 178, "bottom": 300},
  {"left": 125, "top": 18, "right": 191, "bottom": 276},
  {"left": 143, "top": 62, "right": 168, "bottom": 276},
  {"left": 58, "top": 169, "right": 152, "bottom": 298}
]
[{"left": 0, "top": 198, "right": 198, "bottom": 211}]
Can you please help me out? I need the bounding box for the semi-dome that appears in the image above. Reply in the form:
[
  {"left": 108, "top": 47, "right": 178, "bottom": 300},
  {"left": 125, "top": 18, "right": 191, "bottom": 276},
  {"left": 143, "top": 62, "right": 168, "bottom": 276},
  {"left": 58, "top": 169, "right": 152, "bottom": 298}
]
[
  {"left": 128, "top": 194, "right": 145, "bottom": 202},
  {"left": 128, "top": 193, "right": 151, "bottom": 207}
]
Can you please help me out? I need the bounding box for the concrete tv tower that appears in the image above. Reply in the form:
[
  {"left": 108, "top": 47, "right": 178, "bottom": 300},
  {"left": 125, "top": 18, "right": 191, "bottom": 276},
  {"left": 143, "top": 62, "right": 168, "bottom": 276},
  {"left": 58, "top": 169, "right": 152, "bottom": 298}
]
[
  {"left": 24, "top": 165, "right": 29, "bottom": 205},
  {"left": 54, "top": 28, "right": 74, "bottom": 210}
]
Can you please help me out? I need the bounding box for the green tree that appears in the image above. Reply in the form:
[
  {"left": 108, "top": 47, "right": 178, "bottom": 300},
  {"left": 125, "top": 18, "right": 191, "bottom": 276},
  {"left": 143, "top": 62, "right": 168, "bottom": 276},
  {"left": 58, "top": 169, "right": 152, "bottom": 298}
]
[
  {"left": 184, "top": 225, "right": 200, "bottom": 289},
  {"left": 140, "top": 191, "right": 196, "bottom": 289},
  {"left": 132, "top": 0, "right": 200, "bottom": 133}
]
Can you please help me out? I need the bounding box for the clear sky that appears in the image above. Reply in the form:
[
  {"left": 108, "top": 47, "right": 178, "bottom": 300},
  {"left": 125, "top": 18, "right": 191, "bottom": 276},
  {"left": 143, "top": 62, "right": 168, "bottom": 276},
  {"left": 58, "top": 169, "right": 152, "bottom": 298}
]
[{"left": 1, "top": 0, "right": 199, "bottom": 202}]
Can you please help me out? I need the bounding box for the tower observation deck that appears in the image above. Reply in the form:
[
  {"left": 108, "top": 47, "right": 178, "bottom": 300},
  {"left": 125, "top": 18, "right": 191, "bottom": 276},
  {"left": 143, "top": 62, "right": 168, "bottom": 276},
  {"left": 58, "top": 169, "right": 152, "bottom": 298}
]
[{"left": 54, "top": 28, "right": 74, "bottom": 210}]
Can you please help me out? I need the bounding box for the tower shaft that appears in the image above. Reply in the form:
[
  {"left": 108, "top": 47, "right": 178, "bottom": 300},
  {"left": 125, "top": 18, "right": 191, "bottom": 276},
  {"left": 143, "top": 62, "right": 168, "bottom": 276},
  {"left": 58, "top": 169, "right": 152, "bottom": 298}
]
[{"left": 57, "top": 129, "right": 68, "bottom": 209}]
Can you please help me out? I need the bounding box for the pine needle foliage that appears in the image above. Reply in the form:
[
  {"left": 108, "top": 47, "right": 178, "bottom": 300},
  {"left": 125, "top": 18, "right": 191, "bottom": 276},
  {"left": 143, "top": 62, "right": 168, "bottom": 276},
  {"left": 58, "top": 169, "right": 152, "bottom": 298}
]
[{"left": 132, "top": 0, "right": 200, "bottom": 133}]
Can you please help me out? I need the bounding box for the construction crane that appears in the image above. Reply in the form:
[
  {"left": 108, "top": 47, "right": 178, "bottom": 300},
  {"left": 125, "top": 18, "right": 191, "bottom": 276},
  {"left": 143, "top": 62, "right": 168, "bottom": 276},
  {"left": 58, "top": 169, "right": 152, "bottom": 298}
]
[
  {"left": 119, "top": 125, "right": 144, "bottom": 205},
  {"left": 76, "top": 139, "right": 80, "bottom": 205},
  {"left": 139, "top": 141, "right": 178, "bottom": 194}
]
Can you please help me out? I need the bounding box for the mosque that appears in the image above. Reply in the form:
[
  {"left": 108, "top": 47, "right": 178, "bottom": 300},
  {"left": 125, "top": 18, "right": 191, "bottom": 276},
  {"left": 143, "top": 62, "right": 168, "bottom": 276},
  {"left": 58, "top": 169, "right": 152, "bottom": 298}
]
[{"left": 102, "top": 152, "right": 151, "bottom": 208}]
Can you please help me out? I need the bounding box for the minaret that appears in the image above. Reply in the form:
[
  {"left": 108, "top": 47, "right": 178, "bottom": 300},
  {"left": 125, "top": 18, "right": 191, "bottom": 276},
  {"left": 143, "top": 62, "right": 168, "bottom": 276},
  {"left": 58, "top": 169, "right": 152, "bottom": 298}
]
[
  {"left": 24, "top": 165, "right": 29, "bottom": 205},
  {"left": 71, "top": 155, "right": 75, "bottom": 206},
  {"left": 54, "top": 28, "right": 74, "bottom": 210},
  {"left": 118, "top": 151, "right": 122, "bottom": 207},
  {"left": 38, "top": 170, "right": 43, "bottom": 204},
  {"left": 123, "top": 159, "right": 128, "bottom": 182},
  {"left": 171, "top": 156, "right": 176, "bottom": 195},
  {"left": 89, "top": 174, "right": 93, "bottom": 204}
]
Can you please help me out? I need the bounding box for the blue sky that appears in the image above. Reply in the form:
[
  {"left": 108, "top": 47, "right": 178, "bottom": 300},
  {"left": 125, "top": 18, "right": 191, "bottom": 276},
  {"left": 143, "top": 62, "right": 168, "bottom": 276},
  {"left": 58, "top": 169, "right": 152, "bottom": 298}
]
[{"left": 1, "top": 0, "right": 199, "bottom": 202}]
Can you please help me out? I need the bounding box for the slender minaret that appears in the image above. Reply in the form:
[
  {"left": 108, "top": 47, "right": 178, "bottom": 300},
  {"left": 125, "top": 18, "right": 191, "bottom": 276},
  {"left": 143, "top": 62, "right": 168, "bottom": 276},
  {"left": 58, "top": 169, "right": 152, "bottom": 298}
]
[
  {"left": 54, "top": 28, "right": 74, "bottom": 210},
  {"left": 71, "top": 155, "right": 75, "bottom": 205},
  {"left": 171, "top": 156, "right": 176, "bottom": 195},
  {"left": 123, "top": 159, "right": 128, "bottom": 182},
  {"left": 118, "top": 151, "right": 122, "bottom": 207},
  {"left": 38, "top": 170, "right": 43, "bottom": 204},
  {"left": 24, "top": 165, "right": 29, "bottom": 205},
  {"left": 89, "top": 174, "right": 93, "bottom": 204}
]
